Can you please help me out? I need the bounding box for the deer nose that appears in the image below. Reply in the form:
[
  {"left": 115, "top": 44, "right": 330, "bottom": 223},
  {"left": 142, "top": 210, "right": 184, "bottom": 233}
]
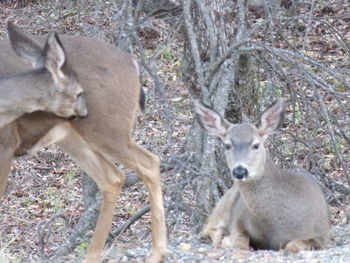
[
  {"left": 75, "top": 94, "right": 89, "bottom": 118},
  {"left": 232, "top": 166, "right": 248, "bottom": 180}
]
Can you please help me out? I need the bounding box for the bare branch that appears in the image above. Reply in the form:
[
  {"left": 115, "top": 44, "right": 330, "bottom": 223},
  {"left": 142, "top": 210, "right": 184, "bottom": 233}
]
[
  {"left": 314, "top": 90, "right": 350, "bottom": 188},
  {"left": 302, "top": 0, "right": 316, "bottom": 50},
  {"left": 37, "top": 214, "right": 70, "bottom": 260},
  {"left": 111, "top": 206, "right": 150, "bottom": 238},
  {"left": 183, "top": 0, "right": 207, "bottom": 95},
  {"left": 241, "top": 42, "right": 350, "bottom": 93},
  {"left": 133, "top": 0, "right": 145, "bottom": 25},
  {"left": 51, "top": 200, "right": 100, "bottom": 260}
]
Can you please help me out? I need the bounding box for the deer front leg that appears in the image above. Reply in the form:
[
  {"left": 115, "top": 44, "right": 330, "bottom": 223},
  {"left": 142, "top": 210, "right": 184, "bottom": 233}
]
[
  {"left": 203, "top": 186, "right": 239, "bottom": 247},
  {"left": 222, "top": 231, "right": 250, "bottom": 250},
  {"left": 203, "top": 226, "right": 226, "bottom": 247}
]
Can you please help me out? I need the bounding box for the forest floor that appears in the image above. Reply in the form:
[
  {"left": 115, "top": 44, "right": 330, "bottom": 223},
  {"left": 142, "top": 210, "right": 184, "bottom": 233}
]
[
  {"left": 106, "top": 224, "right": 350, "bottom": 263},
  {"left": 0, "top": 1, "right": 350, "bottom": 263}
]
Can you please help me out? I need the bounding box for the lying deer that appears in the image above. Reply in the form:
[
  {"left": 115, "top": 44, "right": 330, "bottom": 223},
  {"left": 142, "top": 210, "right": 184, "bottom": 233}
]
[
  {"left": 0, "top": 22, "right": 87, "bottom": 128},
  {"left": 0, "top": 23, "right": 166, "bottom": 263},
  {"left": 195, "top": 100, "right": 330, "bottom": 252}
]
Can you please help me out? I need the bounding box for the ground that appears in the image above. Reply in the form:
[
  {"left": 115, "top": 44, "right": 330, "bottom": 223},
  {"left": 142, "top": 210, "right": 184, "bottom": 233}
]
[{"left": 100, "top": 224, "right": 350, "bottom": 263}]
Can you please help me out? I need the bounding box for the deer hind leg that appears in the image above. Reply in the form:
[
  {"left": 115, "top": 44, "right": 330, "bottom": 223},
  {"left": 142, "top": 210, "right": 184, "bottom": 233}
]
[
  {"left": 29, "top": 123, "right": 125, "bottom": 263},
  {"left": 111, "top": 140, "right": 166, "bottom": 263},
  {"left": 0, "top": 148, "right": 14, "bottom": 197},
  {"left": 0, "top": 125, "right": 20, "bottom": 197},
  {"left": 284, "top": 239, "right": 322, "bottom": 252},
  {"left": 58, "top": 137, "right": 125, "bottom": 263}
]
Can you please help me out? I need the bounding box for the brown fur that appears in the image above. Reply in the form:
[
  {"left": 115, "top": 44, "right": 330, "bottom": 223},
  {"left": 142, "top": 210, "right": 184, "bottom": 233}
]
[{"left": 0, "top": 26, "right": 166, "bottom": 263}]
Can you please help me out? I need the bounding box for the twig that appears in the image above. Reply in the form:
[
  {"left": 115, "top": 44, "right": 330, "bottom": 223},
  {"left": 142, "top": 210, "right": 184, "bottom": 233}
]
[
  {"left": 302, "top": 0, "right": 316, "bottom": 50},
  {"left": 314, "top": 90, "right": 350, "bottom": 188},
  {"left": 264, "top": 44, "right": 350, "bottom": 91},
  {"left": 240, "top": 42, "right": 350, "bottom": 94},
  {"left": 133, "top": 0, "right": 144, "bottom": 25},
  {"left": 111, "top": 206, "right": 150, "bottom": 238},
  {"left": 33, "top": 166, "right": 53, "bottom": 170},
  {"left": 51, "top": 200, "right": 100, "bottom": 260},
  {"left": 321, "top": 20, "right": 350, "bottom": 53}
]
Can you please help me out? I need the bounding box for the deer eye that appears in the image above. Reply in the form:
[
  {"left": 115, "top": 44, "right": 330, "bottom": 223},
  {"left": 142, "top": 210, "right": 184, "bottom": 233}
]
[
  {"left": 224, "top": 144, "right": 232, "bottom": 150},
  {"left": 252, "top": 143, "right": 260, "bottom": 150}
]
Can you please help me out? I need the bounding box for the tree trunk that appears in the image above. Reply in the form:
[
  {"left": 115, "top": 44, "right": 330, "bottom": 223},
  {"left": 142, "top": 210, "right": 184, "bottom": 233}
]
[{"left": 182, "top": 0, "right": 257, "bottom": 232}]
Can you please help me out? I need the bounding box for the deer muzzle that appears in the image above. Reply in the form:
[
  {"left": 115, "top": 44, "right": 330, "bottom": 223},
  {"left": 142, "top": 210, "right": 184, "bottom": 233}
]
[
  {"left": 232, "top": 166, "right": 248, "bottom": 180},
  {"left": 75, "top": 93, "right": 88, "bottom": 118}
]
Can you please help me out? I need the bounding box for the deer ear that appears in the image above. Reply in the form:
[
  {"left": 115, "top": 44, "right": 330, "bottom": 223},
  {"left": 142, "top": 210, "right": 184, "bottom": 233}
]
[
  {"left": 258, "top": 99, "right": 284, "bottom": 140},
  {"left": 43, "top": 32, "right": 67, "bottom": 83},
  {"left": 7, "top": 22, "right": 45, "bottom": 68},
  {"left": 194, "top": 100, "right": 229, "bottom": 139}
]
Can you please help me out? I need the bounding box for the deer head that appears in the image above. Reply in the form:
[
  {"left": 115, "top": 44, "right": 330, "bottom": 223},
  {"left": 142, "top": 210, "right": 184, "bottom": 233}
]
[
  {"left": 194, "top": 100, "right": 284, "bottom": 181},
  {"left": 6, "top": 22, "right": 88, "bottom": 119}
]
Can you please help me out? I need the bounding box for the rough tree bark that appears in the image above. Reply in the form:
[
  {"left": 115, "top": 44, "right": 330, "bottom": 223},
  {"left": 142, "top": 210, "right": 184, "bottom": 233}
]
[{"left": 181, "top": 0, "right": 256, "bottom": 232}]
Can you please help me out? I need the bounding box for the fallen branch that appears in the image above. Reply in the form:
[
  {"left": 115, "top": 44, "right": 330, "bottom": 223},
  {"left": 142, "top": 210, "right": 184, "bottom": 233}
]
[
  {"left": 37, "top": 214, "right": 70, "bottom": 260},
  {"left": 111, "top": 206, "right": 151, "bottom": 238}
]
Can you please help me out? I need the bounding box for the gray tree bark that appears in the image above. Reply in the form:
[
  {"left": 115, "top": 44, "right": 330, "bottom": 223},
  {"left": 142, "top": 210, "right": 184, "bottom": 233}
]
[{"left": 181, "top": 0, "right": 257, "bottom": 232}]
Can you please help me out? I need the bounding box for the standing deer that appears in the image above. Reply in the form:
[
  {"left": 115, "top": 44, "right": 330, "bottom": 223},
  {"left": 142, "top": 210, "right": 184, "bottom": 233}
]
[
  {"left": 195, "top": 100, "right": 330, "bottom": 252},
  {"left": 0, "top": 23, "right": 166, "bottom": 263},
  {"left": 0, "top": 22, "right": 88, "bottom": 128}
]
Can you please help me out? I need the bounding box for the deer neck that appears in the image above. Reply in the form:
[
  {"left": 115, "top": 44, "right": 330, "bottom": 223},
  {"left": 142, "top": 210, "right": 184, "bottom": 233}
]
[
  {"left": 0, "top": 70, "right": 50, "bottom": 123},
  {"left": 236, "top": 153, "right": 281, "bottom": 216}
]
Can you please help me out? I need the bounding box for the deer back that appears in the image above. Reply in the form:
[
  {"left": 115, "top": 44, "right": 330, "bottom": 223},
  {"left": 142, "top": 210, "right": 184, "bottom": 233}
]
[{"left": 0, "top": 34, "right": 141, "bottom": 155}]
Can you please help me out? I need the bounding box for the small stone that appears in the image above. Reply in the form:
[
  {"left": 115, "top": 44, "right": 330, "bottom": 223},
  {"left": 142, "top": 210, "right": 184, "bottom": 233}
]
[
  {"left": 178, "top": 242, "right": 191, "bottom": 251},
  {"left": 198, "top": 247, "right": 206, "bottom": 252}
]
